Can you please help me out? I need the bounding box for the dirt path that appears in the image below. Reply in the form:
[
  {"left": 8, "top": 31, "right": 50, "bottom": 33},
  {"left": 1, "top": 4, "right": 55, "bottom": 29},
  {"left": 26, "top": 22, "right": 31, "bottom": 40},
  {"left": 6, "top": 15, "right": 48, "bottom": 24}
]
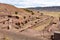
[{"left": 0, "top": 29, "right": 41, "bottom": 40}]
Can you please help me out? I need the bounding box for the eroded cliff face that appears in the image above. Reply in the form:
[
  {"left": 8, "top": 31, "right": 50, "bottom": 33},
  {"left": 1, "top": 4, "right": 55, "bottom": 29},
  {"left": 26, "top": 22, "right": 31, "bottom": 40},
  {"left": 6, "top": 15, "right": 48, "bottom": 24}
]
[{"left": 0, "top": 3, "right": 60, "bottom": 40}]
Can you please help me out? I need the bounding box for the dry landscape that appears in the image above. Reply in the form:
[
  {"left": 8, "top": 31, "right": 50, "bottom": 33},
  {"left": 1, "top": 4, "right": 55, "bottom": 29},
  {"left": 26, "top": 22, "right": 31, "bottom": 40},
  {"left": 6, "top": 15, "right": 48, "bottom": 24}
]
[{"left": 0, "top": 3, "right": 60, "bottom": 40}]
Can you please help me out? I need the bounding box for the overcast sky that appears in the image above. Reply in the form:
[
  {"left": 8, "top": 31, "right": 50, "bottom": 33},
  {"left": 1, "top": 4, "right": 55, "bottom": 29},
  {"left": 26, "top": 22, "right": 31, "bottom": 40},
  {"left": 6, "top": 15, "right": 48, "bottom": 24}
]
[{"left": 0, "top": 0, "right": 60, "bottom": 8}]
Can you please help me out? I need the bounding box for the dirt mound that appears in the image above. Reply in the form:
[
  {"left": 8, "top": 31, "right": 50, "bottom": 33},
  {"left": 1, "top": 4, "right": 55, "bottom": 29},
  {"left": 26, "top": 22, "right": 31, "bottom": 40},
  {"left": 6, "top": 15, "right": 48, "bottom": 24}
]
[{"left": 0, "top": 3, "right": 60, "bottom": 40}]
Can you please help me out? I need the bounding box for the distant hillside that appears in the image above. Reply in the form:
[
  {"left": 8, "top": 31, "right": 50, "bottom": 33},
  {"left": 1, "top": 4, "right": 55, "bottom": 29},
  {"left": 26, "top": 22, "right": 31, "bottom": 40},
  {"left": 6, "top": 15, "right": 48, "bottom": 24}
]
[{"left": 28, "top": 6, "right": 60, "bottom": 11}]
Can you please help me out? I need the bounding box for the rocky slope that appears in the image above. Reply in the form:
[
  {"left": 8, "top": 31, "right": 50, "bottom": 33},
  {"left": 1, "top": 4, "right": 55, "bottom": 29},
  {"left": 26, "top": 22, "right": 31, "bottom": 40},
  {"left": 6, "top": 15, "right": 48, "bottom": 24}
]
[{"left": 0, "top": 3, "right": 60, "bottom": 40}]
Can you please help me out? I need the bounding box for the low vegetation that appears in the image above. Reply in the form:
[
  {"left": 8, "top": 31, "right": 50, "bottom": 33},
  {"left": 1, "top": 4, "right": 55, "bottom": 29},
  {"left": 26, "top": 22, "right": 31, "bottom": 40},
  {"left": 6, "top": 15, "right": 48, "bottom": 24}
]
[{"left": 24, "top": 9, "right": 35, "bottom": 15}]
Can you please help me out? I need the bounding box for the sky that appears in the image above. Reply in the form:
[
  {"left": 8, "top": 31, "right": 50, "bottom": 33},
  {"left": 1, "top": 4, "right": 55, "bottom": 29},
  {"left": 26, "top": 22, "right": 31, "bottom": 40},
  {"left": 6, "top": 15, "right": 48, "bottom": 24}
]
[{"left": 0, "top": 0, "right": 60, "bottom": 8}]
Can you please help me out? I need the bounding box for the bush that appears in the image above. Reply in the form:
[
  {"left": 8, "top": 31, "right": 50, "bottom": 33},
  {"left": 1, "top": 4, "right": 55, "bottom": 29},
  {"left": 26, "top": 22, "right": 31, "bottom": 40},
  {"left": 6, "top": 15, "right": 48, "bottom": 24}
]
[
  {"left": 24, "top": 9, "right": 35, "bottom": 15},
  {"left": 15, "top": 12, "right": 18, "bottom": 14}
]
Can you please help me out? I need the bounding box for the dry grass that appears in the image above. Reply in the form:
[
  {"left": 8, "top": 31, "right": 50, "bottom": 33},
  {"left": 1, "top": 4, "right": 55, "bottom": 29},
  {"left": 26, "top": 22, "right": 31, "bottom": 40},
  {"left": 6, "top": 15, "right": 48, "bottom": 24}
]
[
  {"left": 33, "top": 16, "right": 53, "bottom": 31},
  {"left": 40, "top": 11, "right": 60, "bottom": 17},
  {"left": 30, "top": 10, "right": 60, "bottom": 31}
]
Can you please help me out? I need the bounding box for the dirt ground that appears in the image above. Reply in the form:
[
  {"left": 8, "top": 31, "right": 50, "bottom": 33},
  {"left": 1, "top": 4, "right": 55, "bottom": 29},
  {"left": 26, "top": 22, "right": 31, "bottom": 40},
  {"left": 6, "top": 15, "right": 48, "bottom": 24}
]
[{"left": 0, "top": 3, "right": 60, "bottom": 40}]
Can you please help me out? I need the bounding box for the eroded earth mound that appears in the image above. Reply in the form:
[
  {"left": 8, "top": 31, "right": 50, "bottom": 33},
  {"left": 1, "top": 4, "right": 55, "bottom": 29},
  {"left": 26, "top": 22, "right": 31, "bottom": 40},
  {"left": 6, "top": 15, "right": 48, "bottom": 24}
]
[{"left": 0, "top": 3, "right": 60, "bottom": 40}]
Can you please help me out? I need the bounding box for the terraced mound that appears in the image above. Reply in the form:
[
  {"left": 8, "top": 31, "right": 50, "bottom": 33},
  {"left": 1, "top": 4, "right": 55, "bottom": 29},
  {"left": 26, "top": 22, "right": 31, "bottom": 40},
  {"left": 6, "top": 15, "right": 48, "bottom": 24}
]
[{"left": 0, "top": 3, "right": 60, "bottom": 40}]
